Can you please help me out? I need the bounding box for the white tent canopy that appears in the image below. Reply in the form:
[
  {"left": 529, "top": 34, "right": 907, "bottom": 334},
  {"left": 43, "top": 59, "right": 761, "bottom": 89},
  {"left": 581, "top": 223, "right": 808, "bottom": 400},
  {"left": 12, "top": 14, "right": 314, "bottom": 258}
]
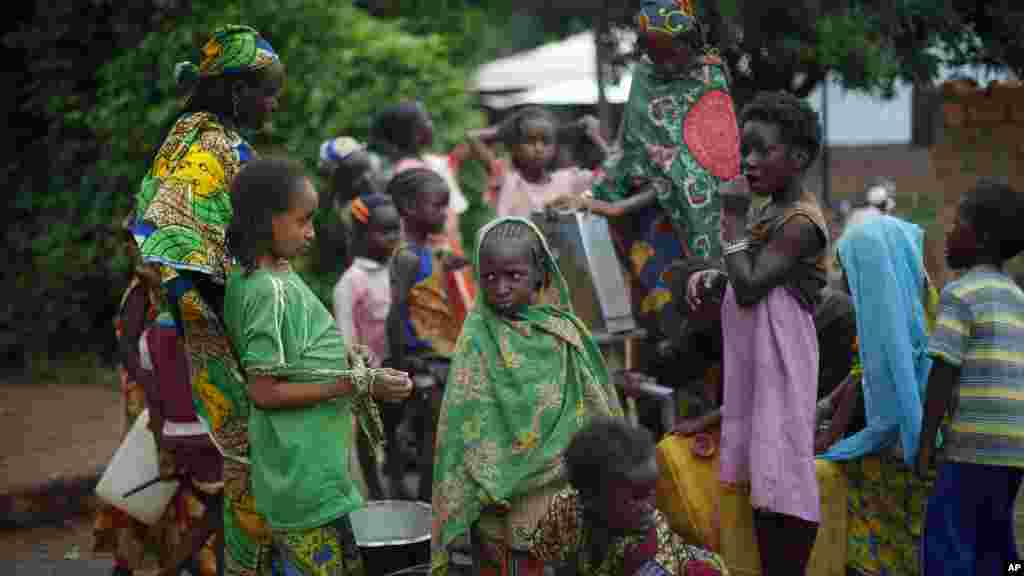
[
  {"left": 473, "top": 30, "right": 636, "bottom": 109},
  {"left": 480, "top": 72, "right": 634, "bottom": 109}
]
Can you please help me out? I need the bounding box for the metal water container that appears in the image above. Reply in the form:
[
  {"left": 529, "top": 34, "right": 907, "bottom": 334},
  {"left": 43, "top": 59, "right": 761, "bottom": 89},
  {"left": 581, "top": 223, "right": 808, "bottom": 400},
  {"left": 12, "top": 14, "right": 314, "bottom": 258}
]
[{"left": 532, "top": 211, "right": 637, "bottom": 335}]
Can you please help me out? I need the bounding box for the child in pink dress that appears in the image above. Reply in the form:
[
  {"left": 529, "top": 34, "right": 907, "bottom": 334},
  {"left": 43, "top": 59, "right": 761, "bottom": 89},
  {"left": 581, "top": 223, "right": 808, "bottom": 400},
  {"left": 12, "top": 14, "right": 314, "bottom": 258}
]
[
  {"left": 691, "top": 91, "right": 830, "bottom": 576},
  {"left": 493, "top": 107, "right": 597, "bottom": 219},
  {"left": 333, "top": 194, "right": 400, "bottom": 367},
  {"left": 333, "top": 194, "right": 401, "bottom": 500}
]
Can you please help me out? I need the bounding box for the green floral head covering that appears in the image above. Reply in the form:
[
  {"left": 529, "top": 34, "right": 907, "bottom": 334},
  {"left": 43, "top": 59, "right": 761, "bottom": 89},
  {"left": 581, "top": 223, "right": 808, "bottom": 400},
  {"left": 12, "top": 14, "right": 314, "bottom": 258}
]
[
  {"left": 174, "top": 25, "right": 280, "bottom": 88},
  {"left": 473, "top": 216, "right": 572, "bottom": 314}
]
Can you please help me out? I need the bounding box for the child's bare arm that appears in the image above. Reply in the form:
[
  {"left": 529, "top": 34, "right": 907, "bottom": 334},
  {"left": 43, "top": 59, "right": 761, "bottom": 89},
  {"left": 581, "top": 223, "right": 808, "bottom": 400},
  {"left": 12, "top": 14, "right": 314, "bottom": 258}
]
[
  {"left": 548, "top": 180, "right": 659, "bottom": 219},
  {"left": 672, "top": 409, "right": 722, "bottom": 436},
  {"left": 918, "top": 358, "right": 959, "bottom": 474},
  {"left": 464, "top": 127, "right": 500, "bottom": 169},
  {"left": 583, "top": 186, "right": 659, "bottom": 218},
  {"left": 247, "top": 374, "right": 354, "bottom": 410},
  {"left": 577, "top": 115, "right": 613, "bottom": 160},
  {"left": 725, "top": 215, "right": 824, "bottom": 307},
  {"left": 119, "top": 286, "right": 149, "bottom": 384},
  {"left": 815, "top": 373, "right": 860, "bottom": 453},
  {"left": 247, "top": 369, "right": 411, "bottom": 409},
  {"left": 386, "top": 249, "right": 421, "bottom": 373}
]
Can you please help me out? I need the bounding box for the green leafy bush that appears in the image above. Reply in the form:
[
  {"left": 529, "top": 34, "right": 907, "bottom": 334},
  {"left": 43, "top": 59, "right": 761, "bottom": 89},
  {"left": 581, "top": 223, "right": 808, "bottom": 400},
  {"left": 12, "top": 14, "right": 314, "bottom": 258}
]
[{"left": 11, "top": 0, "right": 489, "bottom": 375}]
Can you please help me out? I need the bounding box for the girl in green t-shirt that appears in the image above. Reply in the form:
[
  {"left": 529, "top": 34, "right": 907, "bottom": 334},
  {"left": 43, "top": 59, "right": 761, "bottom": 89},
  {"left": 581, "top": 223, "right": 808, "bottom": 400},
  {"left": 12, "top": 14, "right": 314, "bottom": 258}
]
[{"left": 223, "top": 156, "right": 413, "bottom": 575}]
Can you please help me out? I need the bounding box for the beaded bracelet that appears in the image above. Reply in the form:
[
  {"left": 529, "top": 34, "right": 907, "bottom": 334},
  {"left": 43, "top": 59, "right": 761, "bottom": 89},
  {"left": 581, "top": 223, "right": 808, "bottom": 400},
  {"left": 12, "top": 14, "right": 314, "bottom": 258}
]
[{"left": 722, "top": 239, "right": 750, "bottom": 256}]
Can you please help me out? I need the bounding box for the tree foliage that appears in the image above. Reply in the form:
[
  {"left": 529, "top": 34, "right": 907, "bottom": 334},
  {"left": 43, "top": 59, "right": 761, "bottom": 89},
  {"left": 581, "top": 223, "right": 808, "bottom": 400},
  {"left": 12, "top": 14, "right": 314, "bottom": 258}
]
[
  {"left": 460, "top": 0, "right": 1022, "bottom": 107},
  {"left": 4, "top": 0, "right": 485, "bottom": 374}
]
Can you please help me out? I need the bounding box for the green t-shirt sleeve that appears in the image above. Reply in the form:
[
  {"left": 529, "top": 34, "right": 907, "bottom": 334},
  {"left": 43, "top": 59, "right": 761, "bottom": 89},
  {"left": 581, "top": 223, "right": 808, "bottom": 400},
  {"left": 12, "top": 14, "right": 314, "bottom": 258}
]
[{"left": 237, "top": 274, "right": 293, "bottom": 377}]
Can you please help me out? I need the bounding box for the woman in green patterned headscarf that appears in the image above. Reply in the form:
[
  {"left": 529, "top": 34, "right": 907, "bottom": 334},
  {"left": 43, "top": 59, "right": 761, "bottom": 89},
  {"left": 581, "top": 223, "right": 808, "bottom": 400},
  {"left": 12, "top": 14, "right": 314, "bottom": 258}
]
[
  {"left": 130, "top": 25, "right": 284, "bottom": 576},
  {"left": 430, "top": 217, "right": 624, "bottom": 576}
]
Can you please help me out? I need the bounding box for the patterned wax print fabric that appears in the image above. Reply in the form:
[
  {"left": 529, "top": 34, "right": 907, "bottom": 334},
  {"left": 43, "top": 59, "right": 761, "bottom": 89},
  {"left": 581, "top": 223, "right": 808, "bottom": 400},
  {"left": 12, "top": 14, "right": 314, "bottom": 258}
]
[
  {"left": 135, "top": 111, "right": 253, "bottom": 280},
  {"left": 93, "top": 278, "right": 218, "bottom": 575},
  {"left": 636, "top": 0, "right": 700, "bottom": 42},
  {"left": 176, "top": 25, "right": 279, "bottom": 82},
  {"left": 394, "top": 242, "right": 473, "bottom": 359},
  {"left": 132, "top": 110, "right": 270, "bottom": 575},
  {"left": 527, "top": 487, "right": 729, "bottom": 576},
  {"left": 270, "top": 515, "right": 367, "bottom": 576},
  {"left": 591, "top": 58, "right": 739, "bottom": 328},
  {"left": 592, "top": 58, "right": 740, "bottom": 263},
  {"left": 430, "top": 217, "right": 624, "bottom": 576},
  {"left": 843, "top": 450, "right": 935, "bottom": 576},
  {"left": 612, "top": 204, "right": 685, "bottom": 332}
]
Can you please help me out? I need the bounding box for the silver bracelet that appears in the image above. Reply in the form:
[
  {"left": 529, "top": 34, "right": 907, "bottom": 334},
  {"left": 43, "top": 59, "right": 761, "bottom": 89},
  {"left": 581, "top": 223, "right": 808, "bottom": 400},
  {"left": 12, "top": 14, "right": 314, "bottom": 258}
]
[
  {"left": 722, "top": 239, "right": 750, "bottom": 256},
  {"left": 817, "top": 396, "right": 833, "bottom": 415}
]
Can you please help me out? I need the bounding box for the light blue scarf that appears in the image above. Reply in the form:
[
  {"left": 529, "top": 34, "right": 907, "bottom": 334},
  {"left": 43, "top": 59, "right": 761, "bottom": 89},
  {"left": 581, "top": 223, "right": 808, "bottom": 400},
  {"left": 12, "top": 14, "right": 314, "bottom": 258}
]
[{"left": 821, "top": 216, "right": 932, "bottom": 466}]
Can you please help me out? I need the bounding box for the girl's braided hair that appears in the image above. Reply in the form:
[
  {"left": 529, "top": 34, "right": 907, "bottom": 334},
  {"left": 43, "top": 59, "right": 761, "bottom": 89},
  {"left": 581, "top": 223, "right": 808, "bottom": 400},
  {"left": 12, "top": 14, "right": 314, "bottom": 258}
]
[
  {"left": 386, "top": 167, "right": 447, "bottom": 215},
  {"left": 478, "top": 219, "right": 546, "bottom": 288}
]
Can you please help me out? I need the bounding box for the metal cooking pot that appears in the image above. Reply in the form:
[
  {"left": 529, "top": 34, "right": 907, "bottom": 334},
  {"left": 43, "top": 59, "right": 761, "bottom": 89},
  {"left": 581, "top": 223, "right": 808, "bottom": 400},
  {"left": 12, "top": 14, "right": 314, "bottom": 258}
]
[{"left": 350, "top": 500, "right": 431, "bottom": 576}]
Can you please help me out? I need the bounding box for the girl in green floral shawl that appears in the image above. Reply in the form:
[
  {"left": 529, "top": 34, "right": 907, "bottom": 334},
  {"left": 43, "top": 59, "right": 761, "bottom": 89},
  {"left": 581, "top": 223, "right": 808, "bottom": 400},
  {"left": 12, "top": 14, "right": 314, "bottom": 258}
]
[{"left": 430, "top": 217, "right": 625, "bottom": 576}]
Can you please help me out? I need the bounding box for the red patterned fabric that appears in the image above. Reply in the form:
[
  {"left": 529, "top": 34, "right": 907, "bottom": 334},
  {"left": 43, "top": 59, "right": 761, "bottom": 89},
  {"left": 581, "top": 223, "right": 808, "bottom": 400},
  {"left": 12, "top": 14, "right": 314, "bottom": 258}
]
[{"left": 683, "top": 90, "right": 741, "bottom": 182}]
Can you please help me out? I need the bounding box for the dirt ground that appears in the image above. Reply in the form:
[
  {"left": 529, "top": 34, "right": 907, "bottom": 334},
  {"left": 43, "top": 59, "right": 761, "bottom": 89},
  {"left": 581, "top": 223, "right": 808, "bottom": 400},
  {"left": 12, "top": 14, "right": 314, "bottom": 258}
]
[
  {"left": 3, "top": 377, "right": 1024, "bottom": 567},
  {"left": 0, "top": 381, "right": 120, "bottom": 563},
  {"left": 0, "top": 382, "right": 122, "bottom": 495},
  {"left": 0, "top": 517, "right": 100, "bottom": 562}
]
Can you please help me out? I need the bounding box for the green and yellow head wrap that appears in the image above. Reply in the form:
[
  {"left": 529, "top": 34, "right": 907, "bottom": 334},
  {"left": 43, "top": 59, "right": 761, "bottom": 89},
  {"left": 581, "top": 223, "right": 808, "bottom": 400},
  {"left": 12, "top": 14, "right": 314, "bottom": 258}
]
[{"left": 174, "top": 25, "right": 280, "bottom": 88}]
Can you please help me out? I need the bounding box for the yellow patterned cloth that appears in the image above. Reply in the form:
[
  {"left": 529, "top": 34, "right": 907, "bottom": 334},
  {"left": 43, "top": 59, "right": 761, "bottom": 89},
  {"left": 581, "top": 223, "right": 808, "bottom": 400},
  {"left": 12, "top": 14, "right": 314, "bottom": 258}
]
[
  {"left": 270, "top": 516, "right": 366, "bottom": 576},
  {"left": 93, "top": 279, "right": 218, "bottom": 575},
  {"left": 133, "top": 111, "right": 271, "bottom": 575},
  {"left": 528, "top": 487, "right": 729, "bottom": 575},
  {"left": 394, "top": 242, "right": 467, "bottom": 359},
  {"left": 844, "top": 452, "right": 935, "bottom": 576}
]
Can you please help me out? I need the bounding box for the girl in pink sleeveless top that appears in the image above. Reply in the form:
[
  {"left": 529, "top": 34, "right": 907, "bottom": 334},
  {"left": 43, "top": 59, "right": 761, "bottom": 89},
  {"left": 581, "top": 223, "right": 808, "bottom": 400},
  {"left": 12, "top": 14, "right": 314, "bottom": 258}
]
[{"left": 692, "top": 92, "right": 830, "bottom": 576}]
